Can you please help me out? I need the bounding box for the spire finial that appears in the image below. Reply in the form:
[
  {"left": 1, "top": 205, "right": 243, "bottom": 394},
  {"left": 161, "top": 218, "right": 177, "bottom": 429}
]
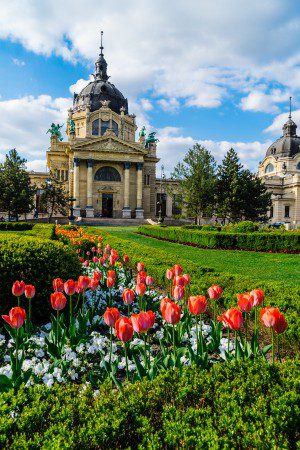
[
  {"left": 100, "top": 30, "right": 104, "bottom": 56},
  {"left": 289, "top": 96, "right": 292, "bottom": 119}
]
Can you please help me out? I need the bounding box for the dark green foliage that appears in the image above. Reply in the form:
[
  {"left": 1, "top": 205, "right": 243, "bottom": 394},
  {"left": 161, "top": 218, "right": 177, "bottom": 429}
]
[
  {"left": 0, "top": 222, "right": 34, "bottom": 231},
  {"left": 40, "top": 171, "right": 69, "bottom": 223},
  {"left": 0, "top": 235, "right": 82, "bottom": 323},
  {"left": 0, "top": 149, "right": 36, "bottom": 220},
  {"left": 139, "top": 225, "right": 300, "bottom": 252},
  {"left": 171, "top": 144, "right": 217, "bottom": 223},
  {"left": 0, "top": 360, "right": 298, "bottom": 449},
  {"left": 230, "top": 220, "right": 260, "bottom": 233}
]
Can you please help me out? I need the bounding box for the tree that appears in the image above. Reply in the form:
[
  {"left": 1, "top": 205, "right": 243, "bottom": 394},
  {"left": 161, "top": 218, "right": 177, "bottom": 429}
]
[
  {"left": 171, "top": 144, "right": 217, "bottom": 224},
  {"left": 0, "top": 149, "right": 36, "bottom": 221},
  {"left": 216, "top": 148, "right": 244, "bottom": 223},
  {"left": 216, "top": 148, "right": 271, "bottom": 223},
  {"left": 239, "top": 170, "right": 272, "bottom": 222},
  {"left": 40, "top": 172, "right": 69, "bottom": 222}
]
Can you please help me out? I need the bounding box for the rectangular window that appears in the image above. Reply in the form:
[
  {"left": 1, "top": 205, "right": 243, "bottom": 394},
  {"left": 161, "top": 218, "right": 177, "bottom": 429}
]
[
  {"left": 65, "top": 170, "right": 69, "bottom": 181},
  {"left": 144, "top": 174, "right": 150, "bottom": 185},
  {"left": 101, "top": 120, "right": 110, "bottom": 136},
  {"left": 92, "top": 119, "right": 99, "bottom": 135},
  {"left": 61, "top": 170, "right": 64, "bottom": 181},
  {"left": 284, "top": 205, "right": 290, "bottom": 218},
  {"left": 172, "top": 194, "right": 182, "bottom": 215}
]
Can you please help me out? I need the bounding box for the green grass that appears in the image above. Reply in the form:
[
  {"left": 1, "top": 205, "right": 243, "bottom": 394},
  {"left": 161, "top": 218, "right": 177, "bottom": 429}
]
[{"left": 96, "top": 226, "right": 300, "bottom": 286}]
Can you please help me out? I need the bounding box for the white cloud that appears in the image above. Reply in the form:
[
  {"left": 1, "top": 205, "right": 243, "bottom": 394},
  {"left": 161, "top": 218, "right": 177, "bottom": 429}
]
[
  {"left": 240, "top": 88, "right": 289, "bottom": 113},
  {"left": 1, "top": 0, "right": 300, "bottom": 109},
  {"left": 157, "top": 127, "right": 271, "bottom": 176},
  {"left": 12, "top": 58, "right": 25, "bottom": 66},
  {"left": 0, "top": 95, "right": 72, "bottom": 167},
  {"left": 69, "top": 76, "right": 94, "bottom": 94},
  {"left": 157, "top": 98, "right": 179, "bottom": 113},
  {"left": 264, "top": 108, "right": 300, "bottom": 135},
  {"left": 139, "top": 98, "right": 153, "bottom": 111}
]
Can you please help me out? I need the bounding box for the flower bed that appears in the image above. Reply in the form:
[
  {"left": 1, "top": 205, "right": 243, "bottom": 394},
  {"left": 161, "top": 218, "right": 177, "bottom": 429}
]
[{"left": 0, "top": 226, "right": 289, "bottom": 392}]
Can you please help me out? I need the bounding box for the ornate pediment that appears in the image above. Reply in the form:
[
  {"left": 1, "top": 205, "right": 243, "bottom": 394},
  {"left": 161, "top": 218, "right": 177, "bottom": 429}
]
[{"left": 72, "top": 135, "right": 147, "bottom": 156}]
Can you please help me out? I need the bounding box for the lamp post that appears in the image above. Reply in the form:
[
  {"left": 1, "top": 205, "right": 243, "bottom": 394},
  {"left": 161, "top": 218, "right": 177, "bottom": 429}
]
[
  {"left": 158, "top": 165, "right": 165, "bottom": 224},
  {"left": 68, "top": 197, "right": 76, "bottom": 225}
]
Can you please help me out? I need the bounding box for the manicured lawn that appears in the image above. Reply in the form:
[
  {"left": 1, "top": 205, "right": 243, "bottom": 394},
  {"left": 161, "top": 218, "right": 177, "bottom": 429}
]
[{"left": 99, "top": 226, "right": 300, "bottom": 286}]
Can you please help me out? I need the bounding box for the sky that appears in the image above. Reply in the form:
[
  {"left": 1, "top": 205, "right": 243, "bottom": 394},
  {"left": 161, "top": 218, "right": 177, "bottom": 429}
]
[{"left": 0, "top": 0, "right": 300, "bottom": 175}]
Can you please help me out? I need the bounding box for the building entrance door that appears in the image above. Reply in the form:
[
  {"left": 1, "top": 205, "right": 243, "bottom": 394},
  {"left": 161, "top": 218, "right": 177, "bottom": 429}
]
[{"left": 102, "top": 193, "right": 113, "bottom": 218}]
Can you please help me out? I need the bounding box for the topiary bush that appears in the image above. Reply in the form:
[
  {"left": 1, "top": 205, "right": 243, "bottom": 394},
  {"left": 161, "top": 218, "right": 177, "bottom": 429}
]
[
  {"left": 232, "top": 220, "right": 260, "bottom": 233},
  {"left": 0, "top": 235, "right": 82, "bottom": 323},
  {"left": 0, "top": 360, "right": 298, "bottom": 449},
  {"left": 0, "top": 222, "right": 34, "bottom": 231}
]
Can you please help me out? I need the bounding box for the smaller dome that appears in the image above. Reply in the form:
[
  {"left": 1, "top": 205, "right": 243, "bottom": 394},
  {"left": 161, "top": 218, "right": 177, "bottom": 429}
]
[{"left": 266, "top": 116, "right": 300, "bottom": 158}]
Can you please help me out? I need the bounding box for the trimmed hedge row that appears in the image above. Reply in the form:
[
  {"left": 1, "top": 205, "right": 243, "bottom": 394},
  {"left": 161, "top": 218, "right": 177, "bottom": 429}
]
[
  {"left": 0, "top": 360, "right": 298, "bottom": 449},
  {"left": 91, "top": 228, "right": 300, "bottom": 348},
  {"left": 0, "top": 235, "right": 82, "bottom": 322},
  {"left": 0, "top": 222, "right": 34, "bottom": 231},
  {"left": 138, "top": 225, "right": 300, "bottom": 252}
]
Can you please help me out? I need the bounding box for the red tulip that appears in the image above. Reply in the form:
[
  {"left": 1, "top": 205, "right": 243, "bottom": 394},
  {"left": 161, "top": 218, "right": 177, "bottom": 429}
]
[
  {"left": 89, "top": 279, "right": 99, "bottom": 291},
  {"left": 64, "top": 279, "right": 76, "bottom": 296},
  {"left": 173, "top": 264, "right": 183, "bottom": 276},
  {"left": 165, "top": 269, "right": 174, "bottom": 280},
  {"left": 217, "top": 310, "right": 231, "bottom": 328},
  {"left": 122, "top": 288, "right": 135, "bottom": 305},
  {"left": 52, "top": 278, "right": 64, "bottom": 292},
  {"left": 162, "top": 301, "right": 181, "bottom": 324},
  {"left": 93, "top": 270, "right": 102, "bottom": 281},
  {"left": 131, "top": 311, "right": 152, "bottom": 333},
  {"left": 99, "top": 257, "right": 105, "bottom": 265},
  {"left": 83, "top": 260, "right": 89, "bottom": 267},
  {"left": 77, "top": 276, "right": 90, "bottom": 291},
  {"left": 12, "top": 280, "right": 25, "bottom": 297},
  {"left": 115, "top": 317, "right": 134, "bottom": 342},
  {"left": 2, "top": 307, "right": 26, "bottom": 329},
  {"left": 105, "top": 244, "right": 111, "bottom": 252},
  {"left": 106, "top": 277, "right": 115, "bottom": 289},
  {"left": 136, "top": 271, "right": 147, "bottom": 284},
  {"left": 109, "top": 254, "right": 118, "bottom": 266},
  {"left": 219, "top": 307, "right": 243, "bottom": 331},
  {"left": 145, "top": 276, "right": 154, "bottom": 286},
  {"left": 182, "top": 274, "right": 191, "bottom": 286},
  {"left": 92, "top": 256, "right": 99, "bottom": 263},
  {"left": 250, "top": 289, "right": 264, "bottom": 307},
  {"left": 172, "top": 285, "right": 185, "bottom": 301},
  {"left": 107, "top": 270, "right": 116, "bottom": 280},
  {"left": 123, "top": 254, "right": 130, "bottom": 264},
  {"left": 134, "top": 283, "right": 146, "bottom": 296},
  {"left": 173, "top": 276, "right": 185, "bottom": 287},
  {"left": 91, "top": 246, "right": 96, "bottom": 252},
  {"left": 50, "top": 292, "right": 67, "bottom": 311},
  {"left": 260, "top": 307, "right": 281, "bottom": 328},
  {"left": 188, "top": 295, "right": 207, "bottom": 315},
  {"left": 237, "top": 293, "right": 253, "bottom": 313},
  {"left": 147, "top": 310, "right": 155, "bottom": 327},
  {"left": 137, "top": 262, "right": 145, "bottom": 272},
  {"left": 24, "top": 284, "right": 35, "bottom": 299},
  {"left": 207, "top": 284, "right": 222, "bottom": 300},
  {"left": 273, "top": 312, "right": 288, "bottom": 334},
  {"left": 75, "top": 281, "right": 83, "bottom": 294},
  {"left": 86, "top": 251, "right": 90, "bottom": 256},
  {"left": 160, "top": 297, "right": 171, "bottom": 315},
  {"left": 104, "top": 307, "right": 120, "bottom": 327}
]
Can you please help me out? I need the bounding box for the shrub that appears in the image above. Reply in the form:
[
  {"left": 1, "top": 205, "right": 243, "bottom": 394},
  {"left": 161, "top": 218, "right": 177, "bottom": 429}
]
[
  {"left": 0, "top": 360, "right": 298, "bottom": 448},
  {"left": 0, "top": 235, "right": 82, "bottom": 322},
  {"left": 232, "top": 220, "right": 260, "bottom": 233},
  {"left": 0, "top": 222, "right": 34, "bottom": 231},
  {"left": 138, "top": 225, "right": 300, "bottom": 252}
]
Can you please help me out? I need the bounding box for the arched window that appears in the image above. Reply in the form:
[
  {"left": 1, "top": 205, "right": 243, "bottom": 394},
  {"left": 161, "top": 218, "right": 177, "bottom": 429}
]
[
  {"left": 101, "top": 120, "right": 110, "bottom": 136},
  {"left": 92, "top": 119, "right": 99, "bottom": 136},
  {"left": 296, "top": 162, "right": 300, "bottom": 170},
  {"left": 265, "top": 163, "right": 274, "bottom": 173},
  {"left": 112, "top": 120, "right": 118, "bottom": 136},
  {"left": 94, "top": 166, "right": 121, "bottom": 182}
]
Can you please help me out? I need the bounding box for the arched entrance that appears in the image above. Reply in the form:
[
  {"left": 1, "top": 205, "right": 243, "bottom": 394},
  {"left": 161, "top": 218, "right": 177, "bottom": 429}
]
[{"left": 102, "top": 193, "right": 113, "bottom": 218}]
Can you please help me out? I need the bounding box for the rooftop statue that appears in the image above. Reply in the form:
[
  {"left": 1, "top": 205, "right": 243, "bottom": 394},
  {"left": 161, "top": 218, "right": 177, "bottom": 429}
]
[
  {"left": 145, "top": 131, "right": 159, "bottom": 148},
  {"left": 47, "top": 123, "right": 64, "bottom": 141},
  {"left": 139, "top": 126, "right": 146, "bottom": 138},
  {"left": 68, "top": 119, "right": 76, "bottom": 134}
]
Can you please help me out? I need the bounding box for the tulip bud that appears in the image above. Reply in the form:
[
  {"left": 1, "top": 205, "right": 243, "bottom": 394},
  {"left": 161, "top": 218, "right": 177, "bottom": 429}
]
[{"left": 24, "top": 284, "right": 36, "bottom": 299}]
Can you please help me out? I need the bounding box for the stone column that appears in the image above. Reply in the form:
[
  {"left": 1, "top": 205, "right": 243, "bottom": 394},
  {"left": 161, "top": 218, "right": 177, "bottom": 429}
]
[
  {"left": 86, "top": 159, "right": 94, "bottom": 218},
  {"left": 135, "top": 162, "right": 144, "bottom": 219},
  {"left": 73, "top": 158, "right": 81, "bottom": 216},
  {"left": 166, "top": 193, "right": 173, "bottom": 218},
  {"left": 122, "top": 162, "right": 131, "bottom": 218}
]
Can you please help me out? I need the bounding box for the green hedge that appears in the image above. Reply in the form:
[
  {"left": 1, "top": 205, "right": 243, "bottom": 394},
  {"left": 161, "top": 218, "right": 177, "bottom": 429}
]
[
  {"left": 138, "top": 225, "right": 300, "bottom": 252},
  {"left": 0, "top": 222, "right": 34, "bottom": 231},
  {"left": 0, "top": 360, "right": 298, "bottom": 449},
  {"left": 89, "top": 228, "right": 300, "bottom": 348},
  {"left": 0, "top": 235, "right": 82, "bottom": 323}
]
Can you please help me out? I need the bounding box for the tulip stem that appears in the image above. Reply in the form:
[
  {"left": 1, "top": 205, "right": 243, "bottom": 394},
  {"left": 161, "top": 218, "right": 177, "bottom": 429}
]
[
  {"left": 234, "top": 331, "right": 237, "bottom": 359},
  {"left": 127, "top": 304, "right": 130, "bottom": 317},
  {"left": 271, "top": 329, "right": 275, "bottom": 364},
  {"left": 124, "top": 343, "right": 129, "bottom": 381},
  {"left": 195, "top": 316, "right": 199, "bottom": 356},
  {"left": 17, "top": 297, "right": 20, "bottom": 307},
  {"left": 227, "top": 327, "right": 230, "bottom": 354},
  {"left": 254, "top": 307, "right": 258, "bottom": 332},
  {"left": 244, "top": 314, "right": 247, "bottom": 348},
  {"left": 172, "top": 325, "right": 176, "bottom": 367},
  {"left": 15, "top": 329, "right": 19, "bottom": 373},
  {"left": 144, "top": 333, "right": 148, "bottom": 368},
  {"left": 56, "top": 310, "right": 59, "bottom": 346},
  {"left": 199, "top": 314, "right": 203, "bottom": 355},
  {"left": 109, "top": 327, "right": 112, "bottom": 365},
  {"left": 69, "top": 295, "right": 73, "bottom": 320}
]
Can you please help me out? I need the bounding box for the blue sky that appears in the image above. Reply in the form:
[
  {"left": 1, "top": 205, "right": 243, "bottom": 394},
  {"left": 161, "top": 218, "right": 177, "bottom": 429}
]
[{"left": 0, "top": 0, "right": 300, "bottom": 175}]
